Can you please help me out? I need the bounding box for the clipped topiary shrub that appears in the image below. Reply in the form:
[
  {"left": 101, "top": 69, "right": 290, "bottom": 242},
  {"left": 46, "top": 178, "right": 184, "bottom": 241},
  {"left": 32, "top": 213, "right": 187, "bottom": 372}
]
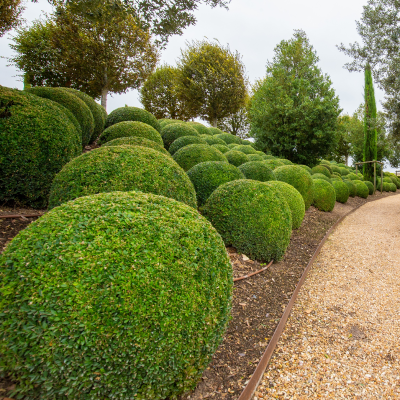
[
  {"left": 227, "top": 143, "right": 239, "bottom": 149},
  {"left": 0, "top": 86, "right": 81, "bottom": 207},
  {"left": 264, "top": 159, "right": 285, "bottom": 170},
  {"left": 389, "top": 175, "right": 400, "bottom": 188},
  {"left": 102, "top": 136, "right": 170, "bottom": 156},
  {"left": 312, "top": 173, "right": 332, "bottom": 184},
  {"left": 208, "top": 127, "right": 224, "bottom": 136},
  {"left": 268, "top": 181, "right": 305, "bottom": 229},
  {"left": 159, "top": 118, "right": 183, "bottom": 129},
  {"left": 214, "top": 133, "right": 242, "bottom": 145},
  {"left": 277, "top": 158, "right": 293, "bottom": 165},
  {"left": 332, "top": 180, "right": 349, "bottom": 203},
  {"left": 201, "top": 135, "right": 227, "bottom": 146},
  {"left": 312, "top": 165, "right": 331, "bottom": 178},
  {"left": 320, "top": 160, "right": 330, "bottom": 165},
  {"left": 320, "top": 163, "right": 333, "bottom": 174},
  {"left": 274, "top": 165, "right": 315, "bottom": 209},
  {"left": 161, "top": 123, "right": 200, "bottom": 149},
  {"left": 187, "top": 161, "right": 244, "bottom": 206},
  {"left": 106, "top": 106, "right": 160, "bottom": 132},
  {"left": 363, "top": 180, "right": 375, "bottom": 195},
  {"left": 98, "top": 121, "right": 163, "bottom": 146},
  {"left": 388, "top": 182, "right": 397, "bottom": 192},
  {"left": 201, "top": 180, "right": 292, "bottom": 261},
  {"left": 347, "top": 172, "right": 359, "bottom": 181},
  {"left": 233, "top": 145, "right": 257, "bottom": 155},
  {"left": 331, "top": 165, "right": 341, "bottom": 174},
  {"left": 0, "top": 191, "right": 232, "bottom": 400},
  {"left": 264, "top": 154, "right": 276, "bottom": 160},
  {"left": 238, "top": 161, "right": 275, "bottom": 182},
  {"left": 382, "top": 182, "right": 391, "bottom": 192},
  {"left": 187, "top": 121, "right": 211, "bottom": 135},
  {"left": 383, "top": 177, "right": 393, "bottom": 183},
  {"left": 343, "top": 180, "right": 356, "bottom": 197},
  {"left": 332, "top": 172, "right": 342, "bottom": 179},
  {"left": 224, "top": 150, "right": 249, "bottom": 166},
  {"left": 27, "top": 86, "right": 94, "bottom": 147},
  {"left": 246, "top": 154, "right": 264, "bottom": 162},
  {"left": 173, "top": 144, "right": 227, "bottom": 171},
  {"left": 49, "top": 146, "right": 197, "bottom": 208},
  {"left": 211, "top": 144, "right": 230, "bottom": 153},
  {"left": 312, "top": 179, "right": 336, "bottom": 212},
  {"left": 354, "top": 181, "right": 369, "bottom": 198},
  {"left": 169, "top": 135, "right": 207, "bottom": 155},
  {"left": 340, "top": 167, "right": 349, "bottom": 176},
  {"left": 298, "top": 165, "right": 312, "bottom": 174}
]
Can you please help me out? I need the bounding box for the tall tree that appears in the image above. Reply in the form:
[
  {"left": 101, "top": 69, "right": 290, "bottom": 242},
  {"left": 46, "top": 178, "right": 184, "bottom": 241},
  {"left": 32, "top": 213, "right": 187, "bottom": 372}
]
[
  {"left": 331, "top": 115, "right": 353, "bottom": 165},
  {"left": 0, "top": 0, "right": 24, "bottom": 36},
  {"left": 217, "top": 97, "right": 250, "bottom": 139},
  {"left": 249, "top": 30, "right": 341, "bottom": 166},
  {"left": 176, "top": 40, "right": 247, "bottom": 126}
]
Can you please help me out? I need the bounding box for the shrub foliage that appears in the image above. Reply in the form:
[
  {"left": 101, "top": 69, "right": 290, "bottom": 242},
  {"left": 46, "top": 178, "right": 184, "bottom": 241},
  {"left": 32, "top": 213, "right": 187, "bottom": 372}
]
[
  {"left": 238, "top": 161, "right": 275, "bottom": 182},
  {"left": 102, "top": 137, "right": 170, "bottom": 156},
  {"left": 105, "top": 106, "right": 160, "bottom": 132},
  {"left": 312, "top": 179, "right": 336, "bottom": 211}
]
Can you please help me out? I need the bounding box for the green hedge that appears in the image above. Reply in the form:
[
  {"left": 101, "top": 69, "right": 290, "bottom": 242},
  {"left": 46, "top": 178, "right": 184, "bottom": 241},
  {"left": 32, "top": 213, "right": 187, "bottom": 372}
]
[
  {"left": 0, "top": 86, "right": 81, "bottom": 207},
  {"left": 264, "top": 155, "right": 276, "bottom": 160},
  {"left": 224, "top": 150, "right": 249, "bottom": 166},
  {"left": 201, "top": 180, "right": 292, "bottom": 261},
  {"left": 264, "top": 159, "right": 285, "bottom": 170},
  {"left": 347, "top": 173, "right": 359, "bottom": 181},
  {"left": 233, "top": 145, "right": 257, "bottom": 155},
  {"left": 169, "top": 135, "right": 207, "bottom": 155},
  {"left": 320, "top": 159, "right": 330, "bottom": 165},
  {"left": 227, "top": 143, "right": 239, "bottom": 149},
  {"left": 159, "top": 119, "right": 183, "bottom": 129},
  {"left": 298, "top": 165, "right": 312, "bottom": 174},
  {"left": 187, "top": 161, "right": 244, "bottom": 206},
  {"left": 98, "top": 121, "right": 163, "bottom": 146},
  {"left": 211, "top": 144, "right": 230, "bottom": 153},
  {"left": 49, "top": 146, "right": 197, "bottom": 208},
  {"left": 383, "top": 177, "right": 393, "bottom": 183},
  {"left": 0, "top": 191, "right": 232, "bottom": 400},
  {"left": 389, "top": 175, "right": 400, "bottom": 188},
  {"left": 214, "top": 133, "right": 242, "bottom": 145},
  {"left": 312, "top": 173, "right": 332, "bottom": 184},
  {"left": 208, "top": 127, "right": 224, "bottom": 136},
  {"left": 27, "top": 86, "right": 94, "bottom": 147},
  {"left": 332, "top": 180, "right": 349, "bottom": 203},
  {"left": 363, "top": 180, "right": 375, "bottom": 195},
  {"left": 311, "top": 165, "right": 331, "bottom": 178},
  {"left": 201, "top": 135, "right": 227, "bottom": 146},
  {"left": 312, "top": 179, "right": 336, "bottom": 212},
  {"left": 277, "top": 158, "right": 293, "bottom": 165},
  {"left": 274, "top": 165, "right": 315, "bottom": 210},
  {"left": 247, "top": 154, "right": 264, "bottom": 162},
  {"left": 320, "top": 163, "right": 333, "bottom": 174},
  {"left": 106, "top": 106, "right": 160, "bottom": 132},
  {"left": 343, "top": 180, "right": 356, "bottom": 197},
  {"left": 354, "top": 181, "right": 369, "bottom": 198},
  {"left": 332, "top": 172, "right": 342, "bottom": 179},
  {"left": 173, "top": 144, "right": 227, "bottom": 171},
  {"left": 187, "top": 121, "right": 211, "bottom": 135},
  {"left": 388, "top": 182, "right": 397, "bottom": 192},
  {"left": 268, "top": 181, "right": 305, "bottom": 229},
  {"left": 331, "top": 165, "right": 341, "bottom": 174},
  {"left": 238, "top": 161, "right": 276, "bottom": 182},
  {"left": 340, "top": 167, "right": 349, "bottom": 176},
  {"left": 102, "top": 136, "right": 170, "bottom": 156},
  {"left": 161, "top": 123, "right": 200, "bottom": 150}
]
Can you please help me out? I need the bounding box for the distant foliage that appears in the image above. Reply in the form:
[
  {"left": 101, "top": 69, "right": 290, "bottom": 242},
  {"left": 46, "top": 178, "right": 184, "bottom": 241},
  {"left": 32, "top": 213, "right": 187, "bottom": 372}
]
[{"left": 0, "top": 0, "right": 24, "bottom": 37}]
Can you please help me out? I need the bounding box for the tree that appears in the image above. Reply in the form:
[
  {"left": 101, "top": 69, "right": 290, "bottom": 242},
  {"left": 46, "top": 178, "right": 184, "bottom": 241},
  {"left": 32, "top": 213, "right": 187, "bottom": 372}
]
[
  {"left": 217, "top": 96, "right": 250, "bottom": 139},
  {"left": 330, "top": 115, "right": 354, "bottom": 165},
  {"left": 0, "top": 0, "right": 24, "bottom": 37},
  {"left": 176, "top": 40, "right": 247, "bottom": 126},
  {"left": 249, "top": 30, "right": 341, "bottom": 166},
  {"left": 140, "top": 65, "right": 190, "bottom": 120}
]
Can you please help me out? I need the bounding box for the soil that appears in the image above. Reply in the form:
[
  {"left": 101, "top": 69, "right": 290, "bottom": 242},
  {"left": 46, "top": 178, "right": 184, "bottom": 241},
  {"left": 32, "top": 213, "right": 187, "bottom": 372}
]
[{"left": 0, "top": 191, "right": 397, "bottom": 400}]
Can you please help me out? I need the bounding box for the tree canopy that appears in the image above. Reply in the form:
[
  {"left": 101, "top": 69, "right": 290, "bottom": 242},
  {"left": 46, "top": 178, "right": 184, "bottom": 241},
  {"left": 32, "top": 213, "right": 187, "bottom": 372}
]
[
  {"left": 217, "top": 97, "right": 250, "bottom": 139},
  {"left": 0, "top": 0, "right": 24, "bottom": 37}
]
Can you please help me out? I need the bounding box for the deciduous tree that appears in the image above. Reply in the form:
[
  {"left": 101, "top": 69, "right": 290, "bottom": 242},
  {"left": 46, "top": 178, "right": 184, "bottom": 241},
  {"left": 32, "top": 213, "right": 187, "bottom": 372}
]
[
  {"left": 0, "top": 0, "right": 24, "bottom": 36},
  {"left": 217, "top": 98, "right": 250, "bottom": 139}
]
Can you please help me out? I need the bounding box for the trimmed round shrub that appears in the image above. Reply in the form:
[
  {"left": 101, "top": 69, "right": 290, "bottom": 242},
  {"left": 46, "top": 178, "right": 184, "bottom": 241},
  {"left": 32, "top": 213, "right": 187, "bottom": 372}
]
[
  {"left": 354, "top": 181, "right": 369, "bottom": 198},
  {"left": 102, "top": 136, "right": 170, "bottom": 156},
  {"left": 383, "top": 182, "right": 391, "bottom": 192},
  {"left": 201, "top": 180, "right": 292, "bottom": 261},
  {"left": 247, "top": 154, "right": 264, "bottom": 162},
  {"left": 215, "top": 133, "right": 242, "bottom": 145},
  {"left": 320, "top": 163, "right": 333, "bottom": 174},
  {"left": 27, "top": 86, "right": 94, "bottom": 147},
  {"left": 169, "top": 135, "right": 207, "bottom": 155},
  {"left": 343, "top": 180, "right": 356, "bottom": 197},
  {"left": 389, "top": 175, "right": 400, "bottom": 188},
  {"left": 173, "top": 144, "right": 227, "bottom": 171},
  {"left": 98, "top": 121, "right": 163, "bottom": 146},
  {"left": 312, "top": 173, "right": 332, "bottom": 184},
  {"left": 159, "top": 118, "right": 183, "bottom": 129},
  {"left": 233, "top": 145, "right": 257, "bottom": 155},
  {"left": 224, "top": 150, "right": 249, "bottom": 166},
  {"left": 187, "top": 161, "right": 245, "bottom": 206},
  {"left": 274, "top": 165, "right": 315, "bottom": 210},
  {"left": 331, "top": 165, "right": 341, "bottom": 174},
  {"left": 389, "top": 182, "right": 397, "bottom": 192},
  {"left": 208, "top": 127, "right": 224, "bottom": 136},
  {"left": 277, "top": 158, "right": 293, "bottom": 165},
  {"left": 187, "top": 121, "right": 211, "bottom": 135},
  {"left": 312, "top": 179, "right": 336, "bottom": 212},
  {"left": 331, "top": 177, "right": 342, "bottom": 182},
  {"left": 201, "top": 135, "right": 227, "bottom": 146},
  {"left": 242, "top": 139, "right": 253, "bottom": 145},
  {"left": 49, "top": 146, "right": 197, "bottom": 208},
  {"left": 339, "top": 167, "right": 349, "bottom": 176},
  {"left": 227, "top": 143, "right": 239, "bottom": 149},
  {"left": 267, "top": 181, "right": 305, "bottom": 229},
  {"left": 332, "top": 172, "right": 342, "bottom": 179},
  {"left": 161, "top": 123, "right": 200, "bottom": 149},
  {"left": 264, "top": 154, "right": 276, "bottom": 160},
  {"left": 211, "top": 144, "right": 230, "bottom": 153},
  {"left": 0, "top": 191, "right": 232, "bottom": 400},
  {"left": 264, "top": 159, "right": 285, "bottom": 170},
  {"left": 312, "top": 165, "right": 331, "bottom": 178},
  {"left": 337, "top": 163, "right": 346, "bottom": 168},
  {"left": 347, "top": 172, "right": 359, "bottom": 180},
  {"left": 106, "top": 106, "right": 160, "bottom": 132},
  {"left": 238, "top": 161, "right": 276, "bottom": 182},
  {"left": 332, "top": 180, "right": 349, "bottom": 203},
  {"left": 255, "top": 150, "right": 266, "bottom": 156},
  {"left": 363, "top": 180, "right": 375, "bottom": 195},
  {"left": 298, "top": 165, "right": 312, "bottom": 174},
  {"left": 383, "top": 177, "right": 393, "bottom": 183},
  {"left": 0, "top": 86, "right": 81, "bottom": 207},
  {"left": 320, "top": 160, "right": 330, "bottom": 165}
]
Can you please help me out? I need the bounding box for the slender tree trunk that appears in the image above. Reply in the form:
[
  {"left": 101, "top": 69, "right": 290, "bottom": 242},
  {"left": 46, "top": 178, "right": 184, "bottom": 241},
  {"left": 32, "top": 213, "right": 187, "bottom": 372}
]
[
  {"left": 212, "top": 116, "right": 218, "bottom": 127},
  {"left": 345, "top": 154, "right": 349, "bottom": 166},
  {"left": 101, "top": 67, "right": 108, "bottom": 111}
]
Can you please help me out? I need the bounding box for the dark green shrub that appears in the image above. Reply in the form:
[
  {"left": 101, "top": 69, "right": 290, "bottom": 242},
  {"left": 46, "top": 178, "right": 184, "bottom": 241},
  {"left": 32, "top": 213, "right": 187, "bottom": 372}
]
[
  {"left": 388, "top": 182, "right": 397, "bottom": 192},
  {"left": 312, "top": 165, "right": 331, "bottom": 178},
  {"left": 247, "top": 154, "right": 264, "bottom": 161},
  {"left": 332, "top": 172, "right": 342, "bottom": 179},
  {"left": 227, "top": 143, "right": 239, "bottom": 149},
  {"left": 211, "top": 143, "right": 230, "bottom": 153},
  {"left": 0, "top": 86, "right": 81, "bottom": 207},
  {"left": 201, "top": 180, "right": 292, "bottom": 261},
  {"left": 267, "top": 181, "right": 305, "bottom": 229},
  {"left": 354, "top": 181, "right": 369, "bottom": 198},
  {"left": 233, "top": 145, "right": 257, "bottom": 155},
  {"left": 264, "top": 159, "right": 285, "bottom": 169},
  {"left": 201, "top": 135, "right": 227, "bottom": 145},
  {"left": 106, "top": 106, "right": 160, "bottom": 132},
  {"left": 363, "top": 180, "right": 375, "bottom": 195},
  {"left": 49, "top": 146, "right": 197, "bottom": 208},
  {"left": 159, "top": 118, "right": 183, "bottom": 129},
  {"left": 187, "top": 161, "right": 244, "bottom": 206},
  {"left": 347, "top": 173, "right": 359, "bottom": 181},
  {"left": 383, "top": 182, "right": 391, "bottom": 192},
  {"left": 102, "top": 137, "right": 170, "bottom": 156},
  {"left": 331, "top": 165, "right": 341, "bottom": 174},
  {"left": 99, "top": 121, "right": 163, "bottom": 146},
  {"left": 0, "top": 191, "right": 232, "bottom": 400},
  {"left": 255, "top": 150, "right": 266, "bottom": 156},
  {"left": 332, "top": 180, "right": 349, "bottom": 203},
  {"left": 312, "top": 179, "right": 336, "bottom": 211},
  {"left": 214, "top": 133, "right": 242, "bottom": 145},
  {"left": 383, "top": 177, "right": 393, "bottom": 183},
  {"left": 312, "top": 173, "right": 332, "bottom": 184},
  {"left": 224, "top": 150, "right": 249, "bottom": 166},
  {"left": 277, "top": 158, "right": 293, "bottom": 165},
  {"left": 208, "top": 127, "right": 224, "bottom": 136},
  {"left": 242, "top": 139, "right": 253, "bottom": 145},
  {"left": 320, "top": 159, "right": 330, "bottom": 165},
  {"left": 264, "top": 154, "right": 276, "bottom": 160},
  {"left": 161, "top": 123, "right": 200, "bottom": 149},
  {"left": 173, "top": 144, "right": 227, "bottom": 171},
  {"left": 27, "top": 86, "right": 94, "bottom": 147},
  {"left": 169, "top": 135, "right": 207, "bottom": 155},
  {"left": 390, "top": 176, "right": 400, "bottom": 188},
  {"left": 187, "top": 121, "right": 211, "bottom": 135},
  {"left": 238, "top": 161, "right": 275, "bottom": 182},
  {"left": 337, "top": 163, "right": 346, "bottom": 168},
  {"left": 274, "top": 165, "right": 315, "bottom": 210},
  {"left": 320, "top": 163, "right": 333, "bottom": 174},
  {"left": 343, "top": 180, "right": 356, "bottom": 197},
  {"left": 340, "top": 167, "right": 349, "bottom": 176},
  {"left": 298, "top": 165, "right": 312, "bottom": 174}
]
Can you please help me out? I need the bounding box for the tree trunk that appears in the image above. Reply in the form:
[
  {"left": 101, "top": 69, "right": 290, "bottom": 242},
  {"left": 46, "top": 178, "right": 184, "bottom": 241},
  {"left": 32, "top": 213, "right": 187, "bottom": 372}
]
[
  {"left": 345, "top": 154, "right": 349, "bottom": 166},
  {"left": 212, "top": 116, "right": 218, "bottom": 127},
  {"left": 101, "top": 67, "right": 108, "bottom": 111}
]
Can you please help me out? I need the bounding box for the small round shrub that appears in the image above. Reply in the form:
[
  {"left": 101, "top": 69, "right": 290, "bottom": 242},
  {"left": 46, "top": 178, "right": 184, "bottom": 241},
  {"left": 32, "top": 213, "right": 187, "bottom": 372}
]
[
  {"left": 264, "top": 159, "right": 285, "bottom": 170},
  {"left": 102, "top": 136, "right": 170, "bottom": 156},
  {"left": 332, "top": 180, "right": 349, "bottom": 203},
  {"left": 363, "top": 180, "right": 375, "bottom": 195},
  {"left": 159, "top": 118, "right": 183, "bottom": 129},
  {"left": 242, "top": 139, "right": 253, "bottom": 145},
  {"left": 340, "top": 167, "right": 349, "bottom": 176},
  {"left": 337, "top": 163, "right": 346, "bottom": 168},
  {"left": 354, "top": 181, "right": 369, "bottom": 198},
  {"left": 0, "top": 191, "right": 232, "bottom": 400},
  {"left": 201, "top": 180, "right": 292, "bottom": 261},
  {"left": 312, "top": 173, "right": 332, "bottom": 184},
  {"left": 320, "top": 163, "right": 333, "bottom": 174},
  {"left": 187, "top": 121, "right": 211, "bottom": 135},
  {"left": 208, "top": 127, "right": 225, "bottom": 136},
  {"left": 267, "top": 181, "right": 305, "bottom": 229},
  {"left": 98, "top": 121, "right": 163, "bottom": 146},
  {"left": 0, "top": 86, "right": 81, "bottom": 207},
  {"left": 211, "top": 144, "right": 230, "bottom": 153},
  {"left": 274, "top": 165, "right": 315, "bottom": 210},
  {"left": 389, "top": 175, "right": 400, "bottom": 188},
  {"left": 227, "top": 143, "right": 239, "bottom": 149},
  {"left": 247, "top": 154, "right": 264, "bottom": 162},
  {"left": 169, "top": 135, "right": 207, "bottom": 155},
  {"left": 187, "top": 161, "right": 245, "bottom": 206},
  {"left": 214, "top": 133, "right": 242, "bottom": 145},
  {"left": 49, "top": 146, "right": 197, "bottom": 208},
  {"left": 106, "top": 106, "right": 160, "bottom": 132},
  {"left": 161, "top": 123, "right": 200, "bottom": 149},
  {"left": 201, "top": 135, "right": 227, "bottom": 146},
  {"left": 233, "top": 145, "right": 257, "bottom": 155},
  {"left": 277, "top": 158, "right": 293, "bottom": 165},
  {"left": 312, "top": 165, "right": 331, "bottom": 178},
  {"left": 238, "top": 161, "right": 275, "bottom": 182},
  {"left": 382, "top": 182, "right": 391, "bottom": 192},
  {"left": 332, "top": 172, "right": 342, "bottom": 179},
  {"left": 331, "top": 165, "right": 341, "bottom": 174},
  {"left": 173, "top": 144, "right": 227, "bottom": 171},
  {"left": 388, "top": 182, "right": 397, "bottom": 192},
  {"left": 298, "top": 165, "right": 312, "bottom": 174},
  {"left": 264, "top": 154, "right": 276, "bottom": 160},
  {"left": 346, "top": 173, "right": 359, "bottom": 180},
  {"left": 224, "top": 150, "right": 249, "bottom": 166},
  {"left": 320, "top": 160, "right": 330, "bottom": 165},
  {"left": 343, "top": 180, "right": 356, "bottom": 197},
  {"left": 383, "top": 177, "right": 393, "bottom": 183},
  {"left": 312, "top": 179, "right": 336, "bottom": 212},
  {"left": 331, "top": 177, "right": 342, "bottom": 182}
]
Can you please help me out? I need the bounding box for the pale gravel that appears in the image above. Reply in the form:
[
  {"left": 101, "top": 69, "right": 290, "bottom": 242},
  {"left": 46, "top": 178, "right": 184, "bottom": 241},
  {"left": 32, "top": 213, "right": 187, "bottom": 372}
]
[{"left": 256, "top": 195, "right": 400, "bottom": 399}]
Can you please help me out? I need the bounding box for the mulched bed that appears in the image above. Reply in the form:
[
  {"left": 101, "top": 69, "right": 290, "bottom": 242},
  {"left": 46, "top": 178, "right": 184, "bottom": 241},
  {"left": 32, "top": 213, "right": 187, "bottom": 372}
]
[{"left": 0, "top": 191, "right": 397, "bottom": 400}]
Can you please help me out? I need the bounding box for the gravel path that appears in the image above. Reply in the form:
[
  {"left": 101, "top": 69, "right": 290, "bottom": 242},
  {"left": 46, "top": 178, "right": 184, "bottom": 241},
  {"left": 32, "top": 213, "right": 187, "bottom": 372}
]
[{"left": 256, "top": 194, "right": 400, "bottom": 399}]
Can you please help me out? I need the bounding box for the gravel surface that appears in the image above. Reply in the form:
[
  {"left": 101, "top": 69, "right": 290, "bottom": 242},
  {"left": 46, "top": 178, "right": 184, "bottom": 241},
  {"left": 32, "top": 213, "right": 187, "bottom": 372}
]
[{"left": 257, "top": 194, "right": 400, "bottom": 399}]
